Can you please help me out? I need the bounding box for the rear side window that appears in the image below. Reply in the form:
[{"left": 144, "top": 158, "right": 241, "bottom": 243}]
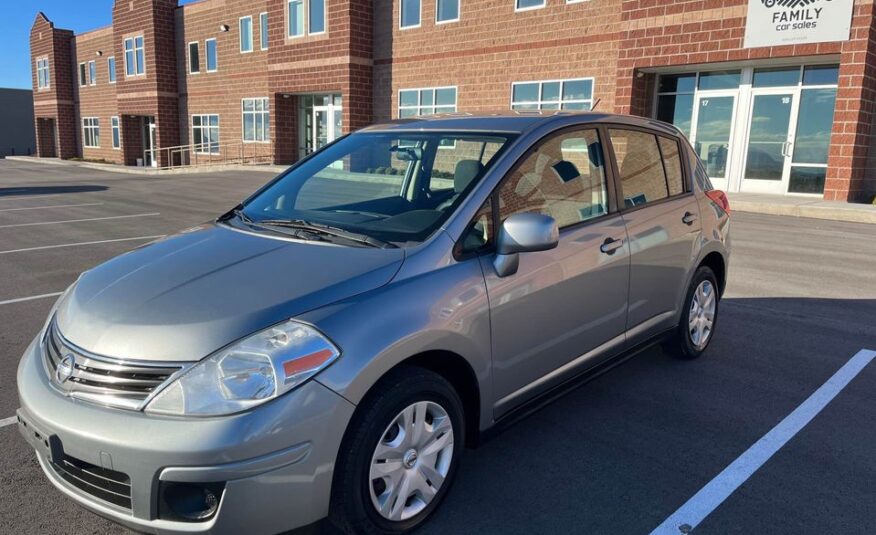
[
  {"left": 609, "top": 129, "right": 668, "bottom": 207},
  {"left": 497, "top": 128, "right": 609, "bottom": 229},
  {"left": 659, "top": 136, "right": 685, "bottom": 196}
]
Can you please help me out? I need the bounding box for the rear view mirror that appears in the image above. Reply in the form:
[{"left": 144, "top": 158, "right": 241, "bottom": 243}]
[{"left": 493, "top": 213, "right": 559, "bottom": 277}]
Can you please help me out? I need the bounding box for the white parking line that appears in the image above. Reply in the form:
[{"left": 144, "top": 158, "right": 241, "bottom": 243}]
[
  {"left": 650, "top": 348, "right": 876, "bottom": 535},
  {"left": 0, "top": 212, "right": 160, "bottom": 229},
  {"left": 0, "top": 202, "right": 104, "bottom": 212},
  {"left": 0, "top": 416, "right": 17, "bottom": 429},
  {"left": 0, "top": 292, "right": 64, "bottom": 307},
  {"left": 0, "top": 235, "right": 165, "bottom": 255}
]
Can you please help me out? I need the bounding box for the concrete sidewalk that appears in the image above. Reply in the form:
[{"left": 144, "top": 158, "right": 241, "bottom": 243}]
[
  {"left": 5, "top": 156, "right": 875, "bottom": 225},
  {"left": 727, "top": 192, "right": 876, "bottom": 225}
]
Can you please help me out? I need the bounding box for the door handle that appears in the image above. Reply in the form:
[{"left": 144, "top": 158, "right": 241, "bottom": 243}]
[
  {"left": 600, "top": 237, "right": 624, "bottom": 255},
  {"left": 682, "top": 212, "right": 698, "bottom": 226},
  {"left": 781, "top": 141, "right": 792, "bottom": 158}
]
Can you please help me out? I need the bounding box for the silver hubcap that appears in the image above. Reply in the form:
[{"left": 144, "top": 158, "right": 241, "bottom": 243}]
[
  {"left": 369, "top": 401, "right": 454, "bottom": 522},
  {"left": 689, "top": 280, "right": 717, "bottom": 349}
]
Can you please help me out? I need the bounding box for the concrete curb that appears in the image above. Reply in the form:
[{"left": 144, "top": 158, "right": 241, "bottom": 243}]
[{"left": 730, "top": 199, "right": 876, "bottom": 225}]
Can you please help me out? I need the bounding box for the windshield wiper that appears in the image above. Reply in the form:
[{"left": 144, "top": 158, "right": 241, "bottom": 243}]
[{"left": 254, "top": 219, "right": 397, "bottom": 249}]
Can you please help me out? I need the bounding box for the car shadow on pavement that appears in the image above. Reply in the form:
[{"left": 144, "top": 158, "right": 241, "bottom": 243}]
[{"left": 0, "top": 185, "right": 108, "bottom": 197}]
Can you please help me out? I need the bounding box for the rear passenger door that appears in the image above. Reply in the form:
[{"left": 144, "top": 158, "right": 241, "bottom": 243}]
[
  {"left": 606, "top": 128, "right": 702, "bottom": 346},
  {"left": 480, "top": 127, "right": 630, "bottom": 418}
]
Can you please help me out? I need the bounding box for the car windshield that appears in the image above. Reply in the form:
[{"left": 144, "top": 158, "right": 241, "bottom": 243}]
[{"left": 240, "top": 131, "right": 514, "bottom": 245}]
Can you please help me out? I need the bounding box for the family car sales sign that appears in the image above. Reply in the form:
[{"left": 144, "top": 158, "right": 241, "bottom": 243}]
[{"left": 744, "top": 0, "right": 854, "bottom": 48}]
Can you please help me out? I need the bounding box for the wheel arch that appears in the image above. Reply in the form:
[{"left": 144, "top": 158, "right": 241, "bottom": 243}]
[{"left": 699, "top": 251, "right": 727, "bottom": 296}]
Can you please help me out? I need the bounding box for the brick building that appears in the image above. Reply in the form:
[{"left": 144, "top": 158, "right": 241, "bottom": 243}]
[{"left": 29, "top": 0, "right": 876, "bottom": 201}]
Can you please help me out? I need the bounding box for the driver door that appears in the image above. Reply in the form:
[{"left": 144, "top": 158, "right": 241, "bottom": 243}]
[{"left": 481, "top": 127, "right": 630, "bottom": 418}]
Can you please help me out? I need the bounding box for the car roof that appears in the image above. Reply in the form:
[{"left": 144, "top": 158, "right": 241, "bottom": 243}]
[{"left": 359, "top": 111, "right": 682, "bottom": 137}]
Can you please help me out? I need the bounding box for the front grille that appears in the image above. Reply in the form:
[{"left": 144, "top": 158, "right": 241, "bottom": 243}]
[
  {"left": 50, "top": 453, "right": 132, "bottom": 509},
  {"left": 43, "top": 320, "right": 187, "bottom": 410}
]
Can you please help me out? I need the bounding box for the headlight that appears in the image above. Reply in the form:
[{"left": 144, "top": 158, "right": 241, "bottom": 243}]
[{"left": 145, "top": 321, "right": 340, "bottom": 417}]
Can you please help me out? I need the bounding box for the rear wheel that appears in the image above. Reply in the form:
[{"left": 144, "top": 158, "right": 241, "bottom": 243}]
[
  {"left": 329, "top": 367, "right": 464, "bottom": 535},
  {"left": 666, "top": 266, "right": 719, "bottom": 359}
]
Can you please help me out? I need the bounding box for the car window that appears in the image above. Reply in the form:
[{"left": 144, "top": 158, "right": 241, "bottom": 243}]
[
  {"left": 659, "top": 137, "right": 686, "bottom": 196},
  {"left": 459, "top": 200, "right": 494, "bottom": 254},
  {"left": 243, "top": 132, "right": 513, "bottom": 245},
  {"left": 609, "top": 129, "right": 669, "bottom": 207},
  {"left": 497, "top": 129, "right": 609, "bottom": 229}
]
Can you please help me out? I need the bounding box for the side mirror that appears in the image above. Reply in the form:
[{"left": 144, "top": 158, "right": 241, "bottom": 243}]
[{"left": 493, "top": 213, "right": 559, "bottom": 277}]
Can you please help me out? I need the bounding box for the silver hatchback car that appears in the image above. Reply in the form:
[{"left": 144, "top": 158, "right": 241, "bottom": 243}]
[{"left": 17, "top": 112, "right": 730, "bottom": 535}]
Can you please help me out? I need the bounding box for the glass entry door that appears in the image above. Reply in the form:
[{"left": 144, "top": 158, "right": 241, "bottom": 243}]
[
  {"left": 143, "top": 116, "right": 157, "bottom": 168},
  {"left": 741, "top": 91, "right": 797, "bottom": 193},
  {"left": 690, "top": 93, "right": 736, "bottom": 190},
  {"left": 300, "top": 94, "right": 343, "bottom": 159}
]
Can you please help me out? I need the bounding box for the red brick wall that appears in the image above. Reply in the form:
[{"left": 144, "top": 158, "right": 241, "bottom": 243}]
[
  {"left": 73, "top": 27, "right": 121, "bottom": 163},
  {"left": 373, "top": 0, "right": 624, "bottom": 120},
  {"left": 30, "top": 13, "right": 77, "bottom": 159},
  {"left": 614, "top": 0, "right": 876, "bottom": 202}
]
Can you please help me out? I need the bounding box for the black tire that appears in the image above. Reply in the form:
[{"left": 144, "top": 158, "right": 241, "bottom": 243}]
[
  {"left": 665, "top": 266, "right": 720, "bottom": 359},
  {"left": 329, "top": 367, "right": 465, "bottom": 535}
]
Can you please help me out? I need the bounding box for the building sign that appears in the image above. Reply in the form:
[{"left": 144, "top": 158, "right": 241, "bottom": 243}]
[{"left": 744, "top": 0, "right": 854, "bottom": 49}]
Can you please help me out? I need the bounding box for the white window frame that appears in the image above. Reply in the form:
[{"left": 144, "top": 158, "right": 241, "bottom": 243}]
[
  {"left": 205, "top": 39, "right": 218, "bottom": 72},
  {"left": 78, "top": 62, "right": 87, "bottom": 87},
  {"left": 36, "top": 58, "right": 50, "bottom": 89},
  {"left": 400, "top": 0, "right": 422, "bottom": 29},
  {"left": 82, "top": 117, "right": 100, "bottom": 148},
  {"left": 240, "top": 16, "right": 254, "bottom": 53},
  {"left": 111, "top": 116, "right": 121, "bottom": 150},
  {"left": 124, "top": 36, "right": 145, "bottom": 77},
  {"left": 192, "top": 114, "right": 221, "bottom": 155},
  {"left": 435, "top": 0, "right": 460, "bottom": 24},
  {"left": 188, "top": 41, "right": 201, "bottom": 74},
  {"left": 515, "top": 0, "right": 546, "bottom": 12},
  {"left": 88, "top": 60, "right": 97, "bottom": 86},
  {"left": 510, "top": 77, "right": 595, "bottom": 110},
  {"left": 260, "top": 12, "right": 269, "bottom": 50},
  {"left": 242, "top": 97, "right": 271, "bottom": 143},
  {"left": 288, "top": 0, "right": 305, "bottom": 38},
  {"left": 398, "top": 86, "right": 457, "bottom": 118},
  {"left": 107, "top": 57, "right": 116, "bottom": 84},
  {"left": 308, "top": 0, "right": 327, "bottom": 35}
]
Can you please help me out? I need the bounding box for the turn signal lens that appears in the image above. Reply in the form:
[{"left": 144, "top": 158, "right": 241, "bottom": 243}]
[{"left": 705, "top": 189, "right": 730, "bottom": 214}]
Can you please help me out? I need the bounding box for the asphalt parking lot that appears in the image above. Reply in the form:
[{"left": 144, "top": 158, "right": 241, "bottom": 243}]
[{"left": 0, "top": 158, "right": 873, "bottom": 534}]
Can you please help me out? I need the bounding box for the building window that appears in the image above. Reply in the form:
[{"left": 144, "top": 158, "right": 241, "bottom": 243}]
[
  {"left": 124, "top": 36, "right": 145, "bottom": 76},
  {"left": 83, "top": 118, "right": 100, "bottom": 148},
  {"left": 288, "top": 0, "right": 325, "bottom": 37},
  {"left": 36, "top": 58, "right": 50, "bottom": 89},
  {"left": 111, "top": 117, "right": 121, "bottom": 150},
  {"left": 289, "top": 0, "right": 304, "bottom": 37},
  {"left": 192, "top": 115, "right": 220, "bottom": 154},
  {"left": 243, "top": 98, "right": 270, "bottom": 143},
  {"left": 88, "top": 60, "right": 97, "bottom": 85},
  {"left": 436, "top": 0, "right": 459, "bottom": 23},
  {"left": 398, "top": 87, "right": 457, "bottom": 117},
  {"left": 240, "top": 16, "right": 253, "bottom": 53},
  {"left": 516, "top": 0, "right": 545, "bottom": 11},
  {"left": 260, "top": 12, "right": 269, "bottom": 50},
  {"left": 309, "top": 0, "right": 326, "bottom": 34},
  {"left": 79, "top": 63, "right": 87, "bottom": 87},
  {"left": 511, "top": 78, "right": 594, "bottom": 110},
  {"left": 401, "top": 0, "right": 421, "bottom": 28},
  {"left": 189, "top": 42, "right": 200, "bottom": 74},
  {"left": 206, "top": 39, "right": 218, "bottom": 72},
  {"left": 108, "top": 57, "right": 116, "bottom": 83}
]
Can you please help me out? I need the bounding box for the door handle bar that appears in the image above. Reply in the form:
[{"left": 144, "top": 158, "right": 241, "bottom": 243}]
[
  {"left": 682, "top": 212, "right": 698, "bottom": 226},
  {"left": 600, "top": 238, "right": 624, "bottom": 255}
]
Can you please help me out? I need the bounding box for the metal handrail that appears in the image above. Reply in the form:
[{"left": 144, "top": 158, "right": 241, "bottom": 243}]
[{"left": 144, "top": 140, "right": 274, "bottom": 170}]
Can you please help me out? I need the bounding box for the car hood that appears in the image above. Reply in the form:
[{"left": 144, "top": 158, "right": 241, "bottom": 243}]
[{"left": 55, "top": 223, "right": 405, "bottom": 362}]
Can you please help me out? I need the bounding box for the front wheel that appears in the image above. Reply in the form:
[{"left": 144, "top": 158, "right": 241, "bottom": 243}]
[
  {"left": 329, "top": 367, "right": 464, "bottom": 535},
  {"left": 666, "top": 266, "right": 719, "bottom": 359}
]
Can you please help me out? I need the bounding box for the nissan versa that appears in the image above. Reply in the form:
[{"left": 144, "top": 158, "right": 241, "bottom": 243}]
[{"left": 17, "top": 112, "right": 730, "bottom": 535}]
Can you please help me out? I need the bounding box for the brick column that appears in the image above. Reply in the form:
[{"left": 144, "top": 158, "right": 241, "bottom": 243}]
[{"left": 273, "top": 94, "right": 298, "bottom": 165}]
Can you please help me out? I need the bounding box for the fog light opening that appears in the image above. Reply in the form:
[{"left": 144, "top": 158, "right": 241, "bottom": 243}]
[{"left": 159, "top": 481, "right": 225, "bottom": 522}]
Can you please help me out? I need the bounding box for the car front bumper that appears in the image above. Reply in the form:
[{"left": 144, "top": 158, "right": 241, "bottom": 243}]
[{"left": 16, "top": 337, "right": 356, "bottom": 534}]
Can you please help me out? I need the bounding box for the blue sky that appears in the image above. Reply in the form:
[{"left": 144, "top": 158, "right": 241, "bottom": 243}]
[{"left": 3, "top": 1, "right": 198, "bottom": 90}]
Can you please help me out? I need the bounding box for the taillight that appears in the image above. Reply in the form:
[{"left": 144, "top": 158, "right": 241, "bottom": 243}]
[{"left": 705, "top": 189, "right": 730, "bottom": 214}]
